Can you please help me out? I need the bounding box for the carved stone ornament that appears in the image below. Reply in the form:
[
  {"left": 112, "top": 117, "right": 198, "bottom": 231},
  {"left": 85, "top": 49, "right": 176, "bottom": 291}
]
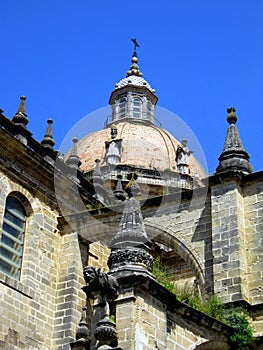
[
  {"left": 107, "top": 247, "right": 153, "bottom": 272},
  {"left": 82, "top": 266, "right": 119, "bottom": 302},
  {"left": 94, "top": 317, "right": 118, "bottom": 346}
]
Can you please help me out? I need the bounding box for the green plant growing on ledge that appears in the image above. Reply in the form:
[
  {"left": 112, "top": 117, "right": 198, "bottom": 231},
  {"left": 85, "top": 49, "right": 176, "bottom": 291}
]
[
  {"left": 152, "top": 257, "right": 175, "bottom": 292},
  {"left": 109, "top": 315, "right": 116, "bottom": 323},
  {"left": 223, "top": 308, "right": 254, "bottom": 348},
  {"left": 152, "top": 258, "right": 254, "bottom": 347}
]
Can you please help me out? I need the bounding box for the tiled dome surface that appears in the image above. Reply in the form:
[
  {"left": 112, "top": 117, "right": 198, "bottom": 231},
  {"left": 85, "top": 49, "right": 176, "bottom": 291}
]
[
  {"left": 115, "top": 75, "right": 154, "bottom": 92},
  {"left": 76, "top": 121, "right": 206, "bottom": 178}
]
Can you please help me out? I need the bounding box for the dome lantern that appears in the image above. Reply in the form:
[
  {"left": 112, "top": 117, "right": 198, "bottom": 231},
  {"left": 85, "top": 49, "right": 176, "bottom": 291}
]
[{"left": 108, "top": 39, "right": 158, "bottom": 126}]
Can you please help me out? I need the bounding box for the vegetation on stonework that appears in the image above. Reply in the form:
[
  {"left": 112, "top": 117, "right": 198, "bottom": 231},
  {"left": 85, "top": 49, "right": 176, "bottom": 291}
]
[
  {"left": 152, "top": 258, "right": 254, "bottom": 347},
  {"left": 223, "top": 307, "right": 254, "bottom": 348}
]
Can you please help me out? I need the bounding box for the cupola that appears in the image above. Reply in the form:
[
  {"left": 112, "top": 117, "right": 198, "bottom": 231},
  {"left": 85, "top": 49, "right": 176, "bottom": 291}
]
[{"left": 108, "top": 39, "right": 158, "bottom": 126}]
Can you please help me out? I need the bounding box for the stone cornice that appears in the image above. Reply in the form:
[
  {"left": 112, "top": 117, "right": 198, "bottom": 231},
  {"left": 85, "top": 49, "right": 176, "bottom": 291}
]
[
  {"left": 209, "top": 170, "right": 263, "bottom": 187},
  {"left": 0, "top": 112, "right": 94, "bottom": 212}
]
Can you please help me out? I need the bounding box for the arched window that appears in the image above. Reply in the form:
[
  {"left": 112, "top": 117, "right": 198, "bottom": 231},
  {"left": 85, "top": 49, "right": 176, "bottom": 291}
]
[
  {"left": 119, "top": 98, "right": 126, "bottom": 119},
  {"left": 0, "top": 195, "right": 27, "bottom": 279},
  {"left": 133, "top": 98, "right": 142, "bottom": 118}
]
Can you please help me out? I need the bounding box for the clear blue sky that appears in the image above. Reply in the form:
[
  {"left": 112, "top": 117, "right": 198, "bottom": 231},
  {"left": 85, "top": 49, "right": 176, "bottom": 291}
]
[{"left": 1, "top": 1, "right": 262, "bottom": 174}]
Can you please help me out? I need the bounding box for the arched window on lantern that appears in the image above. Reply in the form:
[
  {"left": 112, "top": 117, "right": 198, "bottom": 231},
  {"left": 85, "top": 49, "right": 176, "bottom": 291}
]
[
  {"left": 118, "top": 98, "right": 126, "bottom": 119},
  {"left": 133, "top": 97, "right": 142, "bottom": 118}
]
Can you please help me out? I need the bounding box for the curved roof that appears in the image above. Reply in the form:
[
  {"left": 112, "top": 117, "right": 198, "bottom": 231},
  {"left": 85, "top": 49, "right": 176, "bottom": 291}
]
[
  {"left": 115, "top": 75, "right": 155, "bottom": 93},
  {"left": 76, "top": 121, "right": 206, "bottom": 178}
]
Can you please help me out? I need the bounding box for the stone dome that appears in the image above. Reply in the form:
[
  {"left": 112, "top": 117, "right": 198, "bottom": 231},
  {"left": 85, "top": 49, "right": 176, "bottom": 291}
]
[{"left": 77, "top": 121, "right": 206, "bottom": 179}]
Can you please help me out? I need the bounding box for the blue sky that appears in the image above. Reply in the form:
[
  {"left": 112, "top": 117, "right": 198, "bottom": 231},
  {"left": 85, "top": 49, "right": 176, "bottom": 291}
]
[{"left": 1, "top": 1, "right": 262, "bottom": 174}]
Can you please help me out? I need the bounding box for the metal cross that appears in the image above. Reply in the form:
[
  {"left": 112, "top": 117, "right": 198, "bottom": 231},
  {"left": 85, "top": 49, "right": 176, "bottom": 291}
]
[{"left": 131, "top": 38, "right": 139, "bottom": 56}]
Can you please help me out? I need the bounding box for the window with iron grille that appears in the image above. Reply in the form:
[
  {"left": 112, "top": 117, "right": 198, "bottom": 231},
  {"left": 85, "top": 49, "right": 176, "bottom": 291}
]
[{"left": 0, "top": 196, "right": 26, "bottom": 280}]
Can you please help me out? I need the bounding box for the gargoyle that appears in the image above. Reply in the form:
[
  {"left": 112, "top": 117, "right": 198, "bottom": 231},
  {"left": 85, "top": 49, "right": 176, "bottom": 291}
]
[{"left": 83, "top": 266, "right": 119, "bottom": 302}]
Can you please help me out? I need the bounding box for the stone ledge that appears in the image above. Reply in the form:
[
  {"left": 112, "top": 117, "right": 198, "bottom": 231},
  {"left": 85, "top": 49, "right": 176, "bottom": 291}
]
[
  {"left": 209, "top": 169, "right": 263, "bottom": 187},
  {"left": 0, "top": 271, "right": 34, "bottom": 299},
  {"left": 116, "top": 273, "right": 234, "bottom": 340}
]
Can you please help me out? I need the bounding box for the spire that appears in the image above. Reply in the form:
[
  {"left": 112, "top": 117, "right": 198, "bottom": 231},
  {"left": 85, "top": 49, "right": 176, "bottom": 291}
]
[
  {"left": 126, "top": 38, "right": 143, "bottom": 77},
  {"left": 12, "top": 96, "right": 29, "bottom": 128},
  {"left": 41, "top": 119, "right": 55, "bottom": 149},
  {"left": 107, "top": 174, "right": 154, "bottom": 277},
  {"left": 109, "top": 175, "right": 149, "bottom": 250},
  {"left": 216, "top": 107, "right": 252, "bottom": 174}
]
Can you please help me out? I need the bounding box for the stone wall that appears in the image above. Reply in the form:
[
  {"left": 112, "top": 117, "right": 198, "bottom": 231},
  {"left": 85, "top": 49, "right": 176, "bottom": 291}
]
[
  {"left": 0, "top": 173, "right": 86, "bottom": 349},
  {"left": 243, "top": 177, "right": 263, "bottom": 305},
  {"left": 114, "top": 275, "right": 231, "bottom": 350},
  {"left": 53, "top": 232, "right": 86, "bottom": 350},
  {"left": 144, "top": 192, "right": 213, "bottom": 293},
  {"left": 1, "top": 165, "right": 263, "bottom": 348},
  {"left": 0, "top": 173, "right": 60, "bottom": 349},
  {"left": 210, "top": 179, "right": 247, "bottom": 303}
]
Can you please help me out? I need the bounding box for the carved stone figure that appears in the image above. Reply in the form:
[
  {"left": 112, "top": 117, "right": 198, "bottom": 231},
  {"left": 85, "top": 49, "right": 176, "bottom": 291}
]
[
  {"left": 83, "top": 266, "right": 119, "bottom": 302},
  {"left": 176, "top": 138, "right": 193, "bottom": 174},
  {"left": 104, "top": 125, "right": 122, "bottom": 166}
]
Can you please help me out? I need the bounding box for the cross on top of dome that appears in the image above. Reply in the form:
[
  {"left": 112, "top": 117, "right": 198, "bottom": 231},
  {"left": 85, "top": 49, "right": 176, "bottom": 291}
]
[
  {"left": 126, "top": 38, "right": 142, "bottom": 78},
  {"left": 113, "top": 39, "right": 155, "bottom": 93},
  {"left": 131, "top": 38, "right": 139, "bottom": 57}
]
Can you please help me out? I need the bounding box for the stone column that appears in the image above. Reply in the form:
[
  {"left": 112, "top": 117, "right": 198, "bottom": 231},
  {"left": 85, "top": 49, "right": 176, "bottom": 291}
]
[{"left": 211, "top": 177, "right": 248, "bottom": 303}]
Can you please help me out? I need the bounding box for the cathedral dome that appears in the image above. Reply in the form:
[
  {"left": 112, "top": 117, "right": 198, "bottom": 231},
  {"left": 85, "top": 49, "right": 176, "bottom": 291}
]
[
  {"left": 77, "top": 121, "right": 206, "bottom": 179},
  {"left": 72, "top": 40, "right": 207, "bottom": 182}
]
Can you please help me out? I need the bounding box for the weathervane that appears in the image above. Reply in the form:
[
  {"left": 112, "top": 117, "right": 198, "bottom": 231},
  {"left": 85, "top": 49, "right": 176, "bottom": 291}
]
[{"left": 131, "top": 38, "right": 139, "bottom": 57}]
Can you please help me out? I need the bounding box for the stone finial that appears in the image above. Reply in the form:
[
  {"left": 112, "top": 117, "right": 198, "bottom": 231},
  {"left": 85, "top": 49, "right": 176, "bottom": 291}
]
[
  {"left": 126, "top": 38, "right": 143, "bottom": 77},
  {"left": 75, "top": 306, "right": 90, "bottom": 341},
  {"left": 41, "top": 119, "right": 55, "bottom": 149},
  {"left": 70, "top": 306, "right": 90, "bottom": 349},
  {"left": 226, "top": 107, "right": 237, "bottom": 125},
  {"left": 216, "top": 108, "right": 252, "bottom": 174},
  {"left": 114, "top": 174, "right": 125, "bottom": 201},
  {"left": 66, "top": 137, "right": 82, "bottom": 169},
  {"left": 108, "top": 174, "right": 154, "bottom": 276},
  {"left": 125, "top": 173, "right": 141, "bottom": 197},
  {"left": 12, "top": 96, "right": 29, "bottom": 128},
  {"left": 94, "top": 314, "right": 118, "bottom": 348}
]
